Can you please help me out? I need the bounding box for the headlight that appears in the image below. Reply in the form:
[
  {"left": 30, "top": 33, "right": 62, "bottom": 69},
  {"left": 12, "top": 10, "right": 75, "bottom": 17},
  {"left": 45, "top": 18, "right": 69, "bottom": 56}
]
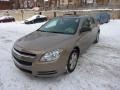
[{"left": 40, "top": 49, "right": 63, "bottom": 62}]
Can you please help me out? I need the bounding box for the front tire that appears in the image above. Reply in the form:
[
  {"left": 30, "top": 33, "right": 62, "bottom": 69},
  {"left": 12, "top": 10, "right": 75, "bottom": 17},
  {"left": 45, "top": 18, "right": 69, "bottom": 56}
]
[{"left": 67, "top": 50, "right": 79, "bottom": 73}]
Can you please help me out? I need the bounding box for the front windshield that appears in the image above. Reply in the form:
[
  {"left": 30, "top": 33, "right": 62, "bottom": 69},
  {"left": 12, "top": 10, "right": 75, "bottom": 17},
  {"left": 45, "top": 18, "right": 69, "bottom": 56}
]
[{"left": 38, "top": 17, "right": 80, "bottom": 34}]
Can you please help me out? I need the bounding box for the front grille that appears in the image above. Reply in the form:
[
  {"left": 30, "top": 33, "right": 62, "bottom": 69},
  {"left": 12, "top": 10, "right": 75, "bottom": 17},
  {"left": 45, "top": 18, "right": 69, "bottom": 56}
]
[
  {"left": 15, "top": 63, "right": 32, "bottom": 74},
  {"left": 14, "top": 48, "right": 36, "bottom": 57},
  {"left": 13, "top": 55, "right": 32, "bottom": 66},
  {"left": 37, "top": 71, "right": 57, "bottom": 75}
]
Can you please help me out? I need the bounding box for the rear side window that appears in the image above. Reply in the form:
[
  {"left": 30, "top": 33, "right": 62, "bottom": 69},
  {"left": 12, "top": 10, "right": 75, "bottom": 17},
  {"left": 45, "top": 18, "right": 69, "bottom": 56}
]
[
  {"left": 82, "top": 18, "right": 90, "bottom": 28},
  {"left": 90, "top": 17, "right": 95, "bottom": 24},
  {"left": 90, "top": 17, "right": 98, "bottom": 26}
]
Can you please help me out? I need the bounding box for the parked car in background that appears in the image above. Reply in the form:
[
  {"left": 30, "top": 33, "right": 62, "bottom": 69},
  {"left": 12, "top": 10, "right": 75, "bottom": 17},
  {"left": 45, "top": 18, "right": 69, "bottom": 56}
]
[
  {"left": 24, "top": 15, "right": 48, "bottom": 24},
  {"left": 12, "top": 15, "right": 100, "bottom": 77},
  {"left": 0, "top": 16, "right": 15, "bottom": 23},
  {"left": 95, "top": 12, "right": 110, "bottom": 24}
]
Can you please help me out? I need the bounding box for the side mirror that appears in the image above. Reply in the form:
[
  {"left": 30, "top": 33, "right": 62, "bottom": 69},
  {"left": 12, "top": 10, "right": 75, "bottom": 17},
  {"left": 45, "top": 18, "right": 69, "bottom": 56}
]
[{"left": 80, "top": 27, "right": 91, "bottom": 33}]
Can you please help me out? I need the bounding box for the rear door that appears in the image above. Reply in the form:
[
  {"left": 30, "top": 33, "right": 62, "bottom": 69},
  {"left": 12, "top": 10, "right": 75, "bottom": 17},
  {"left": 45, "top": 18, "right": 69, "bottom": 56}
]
[
  {"left": 89, "top": 17, "right": 98, "bottom": 44},
  {"left": 77, "top": 17, "right": 92, "bottom": 53}
]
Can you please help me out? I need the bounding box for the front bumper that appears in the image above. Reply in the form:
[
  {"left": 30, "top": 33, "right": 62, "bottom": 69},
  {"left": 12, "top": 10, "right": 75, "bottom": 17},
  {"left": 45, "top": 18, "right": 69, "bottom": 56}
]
[{"left": 12, "top": 49, "right": 67, "bottom": 77}]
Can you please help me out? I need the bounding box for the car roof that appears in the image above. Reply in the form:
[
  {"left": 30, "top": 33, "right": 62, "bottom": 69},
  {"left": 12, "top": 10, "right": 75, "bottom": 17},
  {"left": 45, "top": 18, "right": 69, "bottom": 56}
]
[{"left": 59, "top": 15, "right": 91, "bottom": 19}]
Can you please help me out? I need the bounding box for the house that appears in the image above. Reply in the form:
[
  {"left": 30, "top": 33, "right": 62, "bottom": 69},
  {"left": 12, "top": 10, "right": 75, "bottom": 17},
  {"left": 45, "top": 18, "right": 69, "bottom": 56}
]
[
  {"left": 48, "top": 0, "right": 81, "bottom": 8},
  {"left": 96, "top": 0, "right": 109, "bottom": 5},
  {"left": 109, "top": 0, "right": 120, "bottom": 6},
  {"left": 0, "top": 0, "right": 120, "bottom": 10},
  {"left": 12, "top": 0, "right": 34, "bottom": 9},
  {"left": 60, "top": 0, "right": 81, "bottom": 6}
]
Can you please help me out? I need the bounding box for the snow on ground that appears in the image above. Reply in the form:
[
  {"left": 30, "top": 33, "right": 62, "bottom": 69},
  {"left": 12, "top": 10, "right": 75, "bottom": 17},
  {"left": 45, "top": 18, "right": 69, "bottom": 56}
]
[{"left": 0, "top": 20, "right": 120, "bottom": 90}]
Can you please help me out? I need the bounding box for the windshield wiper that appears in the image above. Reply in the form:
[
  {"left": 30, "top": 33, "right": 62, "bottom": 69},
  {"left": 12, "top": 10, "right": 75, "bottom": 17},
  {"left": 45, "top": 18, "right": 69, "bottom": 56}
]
[
  {"left": 37, "top": 29, "right": 47, "bottom": 32},
  {"left": 37, "top": 30, "right": 71, "bottom": 34},
  {"left": 47, "top": 31, "right": 68, "bottom": 34}
]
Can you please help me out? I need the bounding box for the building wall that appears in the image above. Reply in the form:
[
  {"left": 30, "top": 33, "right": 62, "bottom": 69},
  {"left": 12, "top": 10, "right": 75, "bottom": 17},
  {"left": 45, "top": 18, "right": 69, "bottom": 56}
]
[
  {"left": 96, "top": 0, "right": 109, "bottom": 5},
  {"left": 19, "top": 0, "right": 34, "bottom": 8},
  {"left": 109, "top": 0, "right": 120, "bottom": 6},
  {"left": 0, "top": 0, "right": 120, "bottom": 10},
  {"left": 0, "top": 0, "right": 13, "bottom": 10},
  {"left": 59, "top": 0, "right": 81, "bottom": 7},
  {"left": 60, "top": 0, "right": 74, "bottom": 5}
]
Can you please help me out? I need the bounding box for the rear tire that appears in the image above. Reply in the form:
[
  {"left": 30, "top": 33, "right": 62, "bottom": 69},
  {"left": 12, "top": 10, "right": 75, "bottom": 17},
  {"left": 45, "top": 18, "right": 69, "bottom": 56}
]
[{"left": 66, "top": 50, "right": 79, "bottom": 73}]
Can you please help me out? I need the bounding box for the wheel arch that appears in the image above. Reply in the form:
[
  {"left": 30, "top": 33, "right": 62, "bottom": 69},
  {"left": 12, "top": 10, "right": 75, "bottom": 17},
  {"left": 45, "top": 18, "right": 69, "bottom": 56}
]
[{"left": 73, "top": 46, "right": 80, "bottom": 57}]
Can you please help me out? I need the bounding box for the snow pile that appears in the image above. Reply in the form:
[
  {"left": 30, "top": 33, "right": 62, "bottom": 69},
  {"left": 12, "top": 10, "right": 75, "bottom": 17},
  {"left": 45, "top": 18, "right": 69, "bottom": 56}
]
[
  {"left": 0, "top": 20, "right": 120, "bottom": 90},
  {"left": 0, "top": 16, "right": 14, "bottom": 20}
]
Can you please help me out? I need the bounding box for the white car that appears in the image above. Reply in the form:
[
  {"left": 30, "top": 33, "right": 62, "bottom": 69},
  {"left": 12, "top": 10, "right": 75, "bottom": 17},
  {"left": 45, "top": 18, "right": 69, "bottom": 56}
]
[{"left": 24, "top": 15, "right": 48, "bottom": 24}]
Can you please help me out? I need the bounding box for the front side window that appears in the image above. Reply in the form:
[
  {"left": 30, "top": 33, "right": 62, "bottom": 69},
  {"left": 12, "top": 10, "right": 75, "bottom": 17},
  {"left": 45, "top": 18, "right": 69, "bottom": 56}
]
[
  {"left": 82, "top": 19, "right": 90, "bottom": 28},
  {"left": 39, "top": 17, "right": 80, "bottom": 34}
]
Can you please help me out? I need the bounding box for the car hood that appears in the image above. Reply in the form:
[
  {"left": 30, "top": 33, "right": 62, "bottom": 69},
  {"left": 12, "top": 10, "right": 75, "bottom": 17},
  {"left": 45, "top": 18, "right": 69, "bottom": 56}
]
[{"left": 14, "top": 31, "right": 74, "bottom": 53}]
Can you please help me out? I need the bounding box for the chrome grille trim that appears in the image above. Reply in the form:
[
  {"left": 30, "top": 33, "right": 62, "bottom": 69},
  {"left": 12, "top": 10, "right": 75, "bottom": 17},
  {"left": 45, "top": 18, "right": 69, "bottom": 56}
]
[{"left": 13, "top": 48, "right": 36, "bottom": 59}]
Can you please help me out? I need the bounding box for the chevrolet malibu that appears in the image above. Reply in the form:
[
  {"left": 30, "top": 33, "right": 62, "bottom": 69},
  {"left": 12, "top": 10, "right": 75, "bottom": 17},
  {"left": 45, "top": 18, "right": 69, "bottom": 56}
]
[{"left": 12, "top": 15, "right": 100, "bottom": 77}]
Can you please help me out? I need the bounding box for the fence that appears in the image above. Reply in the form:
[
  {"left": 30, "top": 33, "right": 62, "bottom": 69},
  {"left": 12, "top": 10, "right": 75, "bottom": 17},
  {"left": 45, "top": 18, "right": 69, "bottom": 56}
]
[{"left": 0, "top": 9, "right": 120, "bottom": 21}]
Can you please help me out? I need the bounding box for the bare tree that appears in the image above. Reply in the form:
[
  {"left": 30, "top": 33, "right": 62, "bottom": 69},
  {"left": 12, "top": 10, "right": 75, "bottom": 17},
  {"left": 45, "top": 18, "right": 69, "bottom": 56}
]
[
  {"left": 58, "top": 0, "right": 60, "bottom": 6},
  {"left": 37, "top": 0, "right": 44, "bottom": 7},
  {"left": 49, "top": 0, "right": 52, "bottom": 7},
  {"left": 19, "top": 0, "right": 24, "bottom": 8},
  {"left": 55, "top": 0, "right": 57, "bottom": 7},
  {"left": 68, "top": 0, "right": 70, "bottom": 8}
]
